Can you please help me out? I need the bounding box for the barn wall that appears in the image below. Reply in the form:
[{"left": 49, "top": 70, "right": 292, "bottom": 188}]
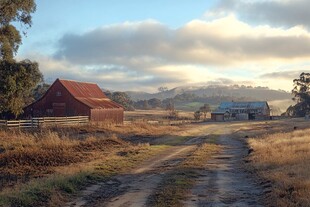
[
  {"left": 236, "top": 113, "right": 249, "bottom": 120},
  {"left": 24, "top": 80, "right": 90, "bottom": 117},
  {"left": 90, "top": 108, "right": 124, "bottom": 124}
]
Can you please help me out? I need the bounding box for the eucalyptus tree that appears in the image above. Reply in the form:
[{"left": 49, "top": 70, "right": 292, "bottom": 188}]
[
  {"left": 288, "top": 72, "right": 310, "bottom": 116},
  {"left": 0, "top": 0, "right": 42, "bottom": 117}
]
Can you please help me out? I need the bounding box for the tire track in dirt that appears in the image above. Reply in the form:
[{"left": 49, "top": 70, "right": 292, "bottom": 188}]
[
  {"left": 66, "top": 145, "right": 196, "bottom": 207},
  {"left": 184, "top": 126, "right": 264, "bottom": 207}
]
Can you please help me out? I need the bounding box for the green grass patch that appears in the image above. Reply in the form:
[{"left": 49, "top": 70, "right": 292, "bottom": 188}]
[
  {"left": 149, "top": 143, "right": 220, "bottom": 207},
  {"left": 151, "top": 170, "right": 196, "bottom": 207},
  {"left": 159, "top": 136, "right": 191, "bottom": 146},
  {"left": 175, "top": 102, "right": 205, "bottom": 111},
  {"left": 0, "top": 171, "right": 98, "bottom": 207}
]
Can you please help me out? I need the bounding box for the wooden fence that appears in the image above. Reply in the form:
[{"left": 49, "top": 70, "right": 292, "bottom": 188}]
[{"left": 0, "top": 116, "right": 89, "bottom": 129}]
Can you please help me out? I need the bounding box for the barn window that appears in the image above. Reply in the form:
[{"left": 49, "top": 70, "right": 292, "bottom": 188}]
[{"left": 56, "top": 91, "right": 62, "bottom": 96}]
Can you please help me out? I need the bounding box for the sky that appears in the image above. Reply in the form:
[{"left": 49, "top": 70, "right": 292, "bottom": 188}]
[{"left": 17, "top": 0, "right": 310, "bottom": 92}]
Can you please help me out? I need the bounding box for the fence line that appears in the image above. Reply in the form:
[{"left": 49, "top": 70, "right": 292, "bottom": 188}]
[{"left": 0, "top": 116, "right": 89, "bottom": 129}]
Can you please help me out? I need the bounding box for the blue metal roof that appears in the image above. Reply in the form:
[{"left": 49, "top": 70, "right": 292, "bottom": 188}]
[{"left": 219, "top": 101, "right": 269, "bottom": 109}]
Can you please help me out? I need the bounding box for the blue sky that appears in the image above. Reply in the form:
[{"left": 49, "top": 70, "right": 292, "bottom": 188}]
[
  {"left": 20, "top": 0, "right": 214, "bottom": 55},
  {"left": 17, "top": 0, "right": 310, "bottom": 92}
]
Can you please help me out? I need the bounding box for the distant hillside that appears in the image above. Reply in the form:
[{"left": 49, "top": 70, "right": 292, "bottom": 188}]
[{"left": 126, "top": 85, "right": 292, "bottom": 101}]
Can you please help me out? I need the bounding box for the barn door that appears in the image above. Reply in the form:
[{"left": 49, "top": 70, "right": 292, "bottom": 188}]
[{"left": 52, "top": 103, "right": 66, "bottom": 117}]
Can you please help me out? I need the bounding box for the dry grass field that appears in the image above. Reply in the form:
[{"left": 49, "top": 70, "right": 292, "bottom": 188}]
[
  {"left": 0, "top": 123, "right": 180, "bottom": 207},
  {"left": 248, "top": 128, "right": 310, "bottom": 207},
  {"left": 125, "top": 109, "right": 195, "bottom": 122},
  {"left": 1, "top": 116, "right": 310, "bottom": 207}
]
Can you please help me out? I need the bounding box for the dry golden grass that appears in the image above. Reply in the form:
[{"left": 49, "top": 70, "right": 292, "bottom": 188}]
[
  {"left": 78, "top": 121, "right": 181, "bottom": 138},
  {"left": 0, "top": 122, "right": 180, "bottom": 185},
  {"left": 248, "top": 129, "right": 310, "bottom": 207},
  {"left": 0, "top": 125, "right": 170, "bottom": 207},
  {"left": 0, "top": 130, "right": 126, "bottom": 186},
  {"left": 125, "top": 109, "right": 195, "bottom": 121}
]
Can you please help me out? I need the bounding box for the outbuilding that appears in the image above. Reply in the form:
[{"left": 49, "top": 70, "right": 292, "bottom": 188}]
[
  {"left": 24, "top": 79, "right": 124, "bottom": 124},
  {"left": 211, "top": 111, "right": 230, "bottom": 121},
  {"left": 211, "top": 101, "right": 270, "bottom": 121}
]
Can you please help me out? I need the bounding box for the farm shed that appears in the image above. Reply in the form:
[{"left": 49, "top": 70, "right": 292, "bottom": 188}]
[
  {"left": 211, "top": 101, "right": 270, "bottom": 121},
  {"left": 24, "top": 79, "right": 124, "bottom": 124},
  {"left": 211, "top": 111, "right": 230, "bottom": 121}
]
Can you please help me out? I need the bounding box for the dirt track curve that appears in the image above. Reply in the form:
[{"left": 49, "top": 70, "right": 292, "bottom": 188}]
[{"left": 66, "top": 123, "right": 265, "bottom": 207}]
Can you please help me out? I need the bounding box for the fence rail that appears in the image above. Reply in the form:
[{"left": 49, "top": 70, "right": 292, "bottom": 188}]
[{"left": 0, "top": 116, "right": 89, "bottom": 129}]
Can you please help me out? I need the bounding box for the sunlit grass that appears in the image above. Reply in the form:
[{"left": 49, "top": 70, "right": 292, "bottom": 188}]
[{"left": 248, "top": 129, "right": 310, "bottom": 207}]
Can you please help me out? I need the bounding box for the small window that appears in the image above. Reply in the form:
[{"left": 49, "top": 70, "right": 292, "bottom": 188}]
[{"left": 56, "top": 91, "right": 62, "bottom": 96}]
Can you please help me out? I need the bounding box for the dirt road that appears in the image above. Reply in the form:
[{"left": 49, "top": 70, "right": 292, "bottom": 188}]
[
  {"left": 66, "top": 123, "right": 265, "bottom": 207},
  {"left": 184, "top": 126, "right": 264, "bottom": 207},
  {"left": 66, "top": 145, "right": 196, "bottom": 207}
]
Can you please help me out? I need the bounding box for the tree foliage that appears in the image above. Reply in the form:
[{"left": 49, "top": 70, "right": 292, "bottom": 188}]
[
  {"left": 0, "top": 0, "right": 36, "bottom": 60},
  {"left": 199, "top": 103, "right": 211, "bottom": 119},
  {"left": 106, "top": 91, "right": 134, "bottom": 111},
  {"left": 0, "top": 60, "right": 41, "bottom": 117},
  {"left": 194, "top": 110, "right": 202, "bottom": 120},
  {"left": 147, "top": 98, "right": 162, "bottom": 108},
  {"left": 0, "top": 0, "right": 41, "bottom": 118},
  {"left": 165, "top": 99, "right": 179, "bottom": 119},
  {"left": 285, "top": 72, "right": 310, "bottom": 116},
  {"left": 158, "top": 86, "right": 168, "bottom": 93},
  {"left": 32, "top": 82, "right": 50, "bottom": 101}
]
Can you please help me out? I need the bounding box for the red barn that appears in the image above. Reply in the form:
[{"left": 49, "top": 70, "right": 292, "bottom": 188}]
[{"left": 24, "top": 79, "right": 124, "bottom": 124}]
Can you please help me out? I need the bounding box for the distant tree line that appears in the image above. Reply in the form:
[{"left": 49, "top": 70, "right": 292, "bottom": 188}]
[{"left": 130, "top": 92, "right": 254, "bottom": 111}]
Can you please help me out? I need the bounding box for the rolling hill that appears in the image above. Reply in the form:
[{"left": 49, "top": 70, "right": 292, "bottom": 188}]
[{"left": 126, "top": 85, "right": 291, "bottom": 101}]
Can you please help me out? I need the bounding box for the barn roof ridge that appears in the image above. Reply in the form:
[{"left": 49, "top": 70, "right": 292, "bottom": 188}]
[
  {"left": 57, "top": 78, "right": 98, "bottom": 85},
  {"left": 57, "top": 79, "right": 107, "bottom": 99},
  {"left": 56, "top": 79, "right": 123, "bottom": 109}
]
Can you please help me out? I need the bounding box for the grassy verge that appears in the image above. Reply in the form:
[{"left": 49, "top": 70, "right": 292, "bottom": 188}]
[
  {"left": 0, "top": 124, "right": 172, "bottom": 207},
  {"left": 247, "top": 129, "right": 310, "bottom": 207},
  {"left": 0, "top": 143, "right": 168, "bottom": 207},
  {"left": 149, "top": 143, "right": 220, "bottom": 207}
]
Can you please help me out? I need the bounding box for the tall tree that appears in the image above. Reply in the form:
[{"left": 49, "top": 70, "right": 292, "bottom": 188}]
[
  {"left": 0, "top": 0, "right": 42, "bottom": 118},
  {"left": 287, "top": 72, "right": 310, "bottom": 116}
]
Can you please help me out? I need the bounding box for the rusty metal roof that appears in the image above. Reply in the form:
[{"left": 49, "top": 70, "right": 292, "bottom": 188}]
[
  {"left": 58, "top": 79, "right": 122, "bottom": 109},
  {"left": 76, "top": 98, "right": 123, "bottom": 109},
  {"left": 59, "top": 79, "right": 107, "bottom": 99}
]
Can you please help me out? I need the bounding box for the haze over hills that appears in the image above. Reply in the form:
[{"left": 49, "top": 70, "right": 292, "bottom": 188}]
[
  {"left": 126, "top": 85, "right": 292, "bottom": 101},
  {"left": 125, "top": 85, "right": 294, "bottom": 114}
]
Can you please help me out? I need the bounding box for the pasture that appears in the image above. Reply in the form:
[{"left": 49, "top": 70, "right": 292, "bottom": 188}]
[{"left": 0, "top": 110, "right": 309, "bottom": 207}]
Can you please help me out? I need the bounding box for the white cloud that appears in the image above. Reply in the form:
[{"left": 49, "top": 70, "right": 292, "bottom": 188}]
[
  {"left": 55, "top": 16, "right": 310, "bottom": 68},
  {"left": 21, "top": 13, "right": 310, "bottom": 92}
]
